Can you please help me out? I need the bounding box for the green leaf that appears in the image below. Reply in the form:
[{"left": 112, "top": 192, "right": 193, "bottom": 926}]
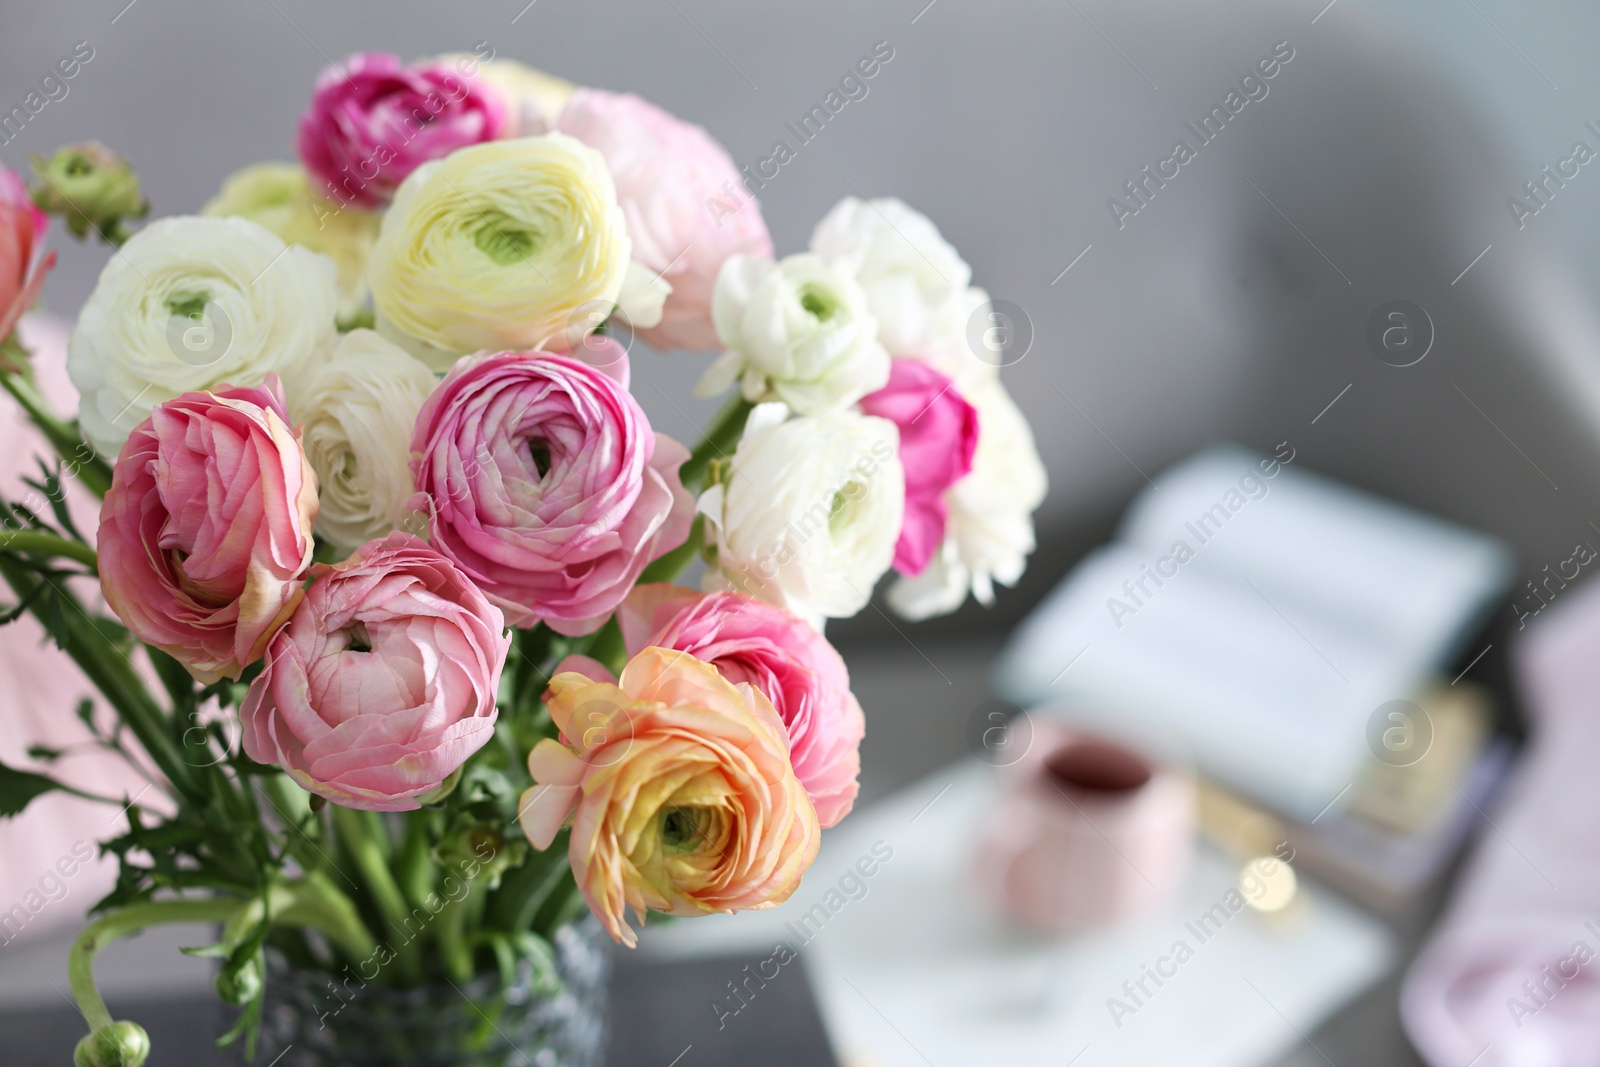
[{"left": 0, "top": 757, "right": 63, "bottom": 817}]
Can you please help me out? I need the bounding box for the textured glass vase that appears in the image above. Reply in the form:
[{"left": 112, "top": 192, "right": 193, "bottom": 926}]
[{"left": 249, "top": 920, "right": 609, "bottom": 1067}]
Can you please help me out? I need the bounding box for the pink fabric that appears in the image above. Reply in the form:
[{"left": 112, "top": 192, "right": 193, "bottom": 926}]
[
  {"left": 0, "top": 316, "right": 142, "bottom": 952},
  {"left": 1403, "top": 577, "right": 1600, "bottom": 1067}
]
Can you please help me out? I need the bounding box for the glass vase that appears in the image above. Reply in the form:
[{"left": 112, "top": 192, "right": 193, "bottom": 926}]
[{"left": 248, "top": 919, "right": 609, "bottom": 1067}]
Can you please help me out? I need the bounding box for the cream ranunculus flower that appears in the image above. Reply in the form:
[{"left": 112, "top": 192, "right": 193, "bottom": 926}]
[
  {"left": 367, "top": 134, "right": 637, "bottom": 370},
  {"left": 68, "top": 215, "right": 339, "bottom": 458},
  {"left": 698, "top": 253, "right": 889, "bottom": 415},
  {"left": 439, "top": 53, "right": 576, "bottom": 137},
  {"left": 887, "top": 377, "right": 1047, "bottom": 620},
  {"left": 202, "top": 161, "right": 380, "bottom": 324},
  {"left": 698, "top": 402, "right": 903, "bottom": 626},
  {"left": 810, "top": 196, "right": 974, "bottom": 360},
  {"left": 284, "top": 329, "right": 438, "bottom": 551}
]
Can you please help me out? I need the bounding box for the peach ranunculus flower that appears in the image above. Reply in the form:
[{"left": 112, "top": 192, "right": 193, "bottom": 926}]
[
  {"left": 518, "top": 647, "right": 820, "bottom": 947},
  {"left": 97, "top": 379, "right": 318, "bottom": 683}
]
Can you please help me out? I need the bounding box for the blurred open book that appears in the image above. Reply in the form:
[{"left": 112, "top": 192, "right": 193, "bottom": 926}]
[{"left": 997, "top": 446, "right": 1514, "bottom": 826}]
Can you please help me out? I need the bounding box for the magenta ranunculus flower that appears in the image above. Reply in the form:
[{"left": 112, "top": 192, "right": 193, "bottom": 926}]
[
  {"left": 858, "top": 358, "right": 979, "bottom": 576},
  {"left": 619, "top": 584, "right": 866, "bottom": 827},
  {"left": 556, "top": 88, "right": 773, "bottom": 352},
  {"left": 411, "top": 346, "right": 693, "bottom": 635},
  {"left": 296, "top": 51, "right": 507, "bottom": 209},
  {"left": 97, "top": 380, "right": 317, "bottom": 684},
  {"left": 240, "top": 532, "right": 509, "bottom": 811}
]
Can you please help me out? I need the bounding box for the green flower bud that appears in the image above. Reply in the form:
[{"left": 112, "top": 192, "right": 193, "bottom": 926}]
[
  {"left": 30, "top": 142, "right": 149, "bottom": 243},
  {"left": 215, "top": 950, "right": 264, "bottom": 1005},
  {"left": 73, "top": 1021, "right": 150, "bottom": 1067}
]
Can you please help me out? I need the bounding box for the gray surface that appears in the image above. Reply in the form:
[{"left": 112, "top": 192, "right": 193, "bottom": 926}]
[{"left": 0, "top": 1, "right": 1587, "bottom": 1062}]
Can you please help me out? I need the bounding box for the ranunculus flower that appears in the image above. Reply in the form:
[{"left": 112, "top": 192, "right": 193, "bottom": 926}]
[
  {"left": 556, "top": 89, "right": 773, "bottom": 352},
  {"left": 810, "top": 196, "right": 973, "bottom": 362},
  {"left": 619, "top": 585, "right": 864, "bottom": 827},
  {"left": 518, "top": 647, "right": 819, "bottom": 947},
  {"left": 368, "top": 135, "right": 638, "bottom": 370},
  {"left": 296, "top": 51, "right": 506, "bottom": 210},
  {"left": 0, "top": 164, "right": 54, "bottom": 350},
  {"left": 441, "top": 54, "right": 575, "bottom": 137},
  {"left": 698, "top": 402, "right": 903, "bottom": 625},
  {"left": 67, "top": 215, "right": 339, "bottom": 458},
  {"left": 97, "top": 380, "right": 317, "bottom": 684},
  {"left": 699, "top": 253, "right": 889, "bottom": 414},
  {"left": 887, "top": 377, "right": 1047, "bottom": 620},
  {"left": 240, "top": 533, "right": 509, "bottom": 811},
  {"left": 411, "top": 347, "right": 692, "bottom": 634},
  {"left": 858, "top": 359, "right": 979, "bottom": 576},
  {"left": 202, "top": 162, "right": 380, "bottom": 323},
  {"left": 284, "top": 329, "right": 437, "bottom": 552}
]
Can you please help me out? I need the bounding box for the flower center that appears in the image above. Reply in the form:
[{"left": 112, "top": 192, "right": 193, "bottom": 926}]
[
  {"left": 340, "top": 621, "right": 373, "bottom": 653},
  {"left": 799, "top": 284, "right": 839, "bottom": 321},
  {"left": 526, "top": 439, "right": 552, "bottom": 479},
  {"left": 660, "top": 807, "right": 705, "bottom": 852},
  {"left": 164, "top": 290, "right": 210, "bottom": 320},
  {"left": 471, "top": 212, "right": 539, "bottom": 265},
  {"left": 828, "top": 484, "right": 861, "bottom": 537}
]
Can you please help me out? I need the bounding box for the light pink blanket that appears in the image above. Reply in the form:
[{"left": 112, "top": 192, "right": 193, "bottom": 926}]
[
  {"left": 0, "top": 315, "right": 142, "bottom": 954},
  {"left": 1403, "top": 576, "right": 1600, "bottom": 1066}
]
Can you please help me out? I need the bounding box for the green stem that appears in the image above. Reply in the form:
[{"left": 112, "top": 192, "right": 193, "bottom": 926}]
[
  {"left": 0, "top": 528, "right": 97, "bottom": 568},
  {"left": 637, "top": 513, "right": 703, "bottom": 586},
  {"left": 0, "top": 556, "right": 197, "bottom": 801},
  {"left": 435, "top": 886, "right": 473, "bottom": 982},
  {"left": 331, "top": 806, "right": 423, "bottom": 984},
  {"left": 70, "top": 898, "right": 244, "bottom": 1032},
  {"left": 277, "top": 871, "right": 381, "bottom": 964},
  {"left": 0, "top": 371, "right": 112, "bottom": 498},
  {"left": 396, "top": 814, "right": 435, "bottom": 909},
  {"left": 679, "top": 395, "right": 752, "bottom": 494}
]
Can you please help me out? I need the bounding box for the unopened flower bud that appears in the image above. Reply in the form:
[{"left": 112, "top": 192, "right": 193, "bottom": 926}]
[
  {"left": 73, "top": 1021, "right": 150, "bottom": 1067},
  {"left": 215, "top": 951, "right": 264, "bottom": 1005},
  {"left": 30, "top": 142, "right": 148, "bottom": 243}
]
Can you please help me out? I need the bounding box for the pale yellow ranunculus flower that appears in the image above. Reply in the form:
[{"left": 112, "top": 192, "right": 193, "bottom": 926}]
[
  {"left": 202, "top": 162, "right": 379, "bottom": 324},
  {"left": 368, "top": 134, "right": 633, "bottom": 370}
]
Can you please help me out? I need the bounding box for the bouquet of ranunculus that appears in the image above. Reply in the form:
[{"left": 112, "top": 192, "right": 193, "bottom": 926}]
[{"left": 0, "top": 48, "right": 1045, "bottom": 1067}]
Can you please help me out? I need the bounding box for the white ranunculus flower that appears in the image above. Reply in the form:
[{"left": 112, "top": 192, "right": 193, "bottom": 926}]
[
  {"left": 439, "top": 54, "right": 576, "bottom": 137},
  {"left": 699, "top": 402, "right": 903, "bottom": 625},
  {"left": 68, "top": 215, "right": 338, "bottom": 458},
  {"left": 284, "top": 329, "right": 438, "bottom": 551},
  {"left": 888, "top": 378, "right": 1047, "bottom": 621},
  {"left": 368, "top": 135, "right": 634, "bottom": 370},
  {"left": 698, "top": 253, "right": 889, "bottom": 415},
  {"left": 810, "top": 196, "right": 972, "bottom": 359}
]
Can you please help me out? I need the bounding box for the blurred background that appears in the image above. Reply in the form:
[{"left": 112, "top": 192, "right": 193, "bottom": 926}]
[{"left": 5, "top": 1, "right": 1600, "bottom": 1064}]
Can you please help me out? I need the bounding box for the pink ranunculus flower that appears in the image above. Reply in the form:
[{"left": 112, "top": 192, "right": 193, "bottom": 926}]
[
  {"left": 241, "top": 533, "right": 509, "bottom": 811},
  {"left": 296, "top": 51, "right": 507, "bottom": 209},
  {"left": 0, "top": 164, "right": 55, "bottom": 347},
  {"left": 411, "top": 345, "right": 693, "bottom": 635},
  {"left": 556, "top": 89, "right": 773, "bottom": 352},
  {"left": 97, "top": 380, "right": 317, "bottom": 684},
  {"left": 619, "top": 584, "right": 865, "bottom": 827},
  {"left": 858, "top": 358, "right": 979, "bottom": 575}
]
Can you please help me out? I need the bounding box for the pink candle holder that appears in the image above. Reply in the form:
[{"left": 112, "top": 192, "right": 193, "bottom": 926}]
[{"left": 974, "top": 719, "right": 1194, "bottom": 935}]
